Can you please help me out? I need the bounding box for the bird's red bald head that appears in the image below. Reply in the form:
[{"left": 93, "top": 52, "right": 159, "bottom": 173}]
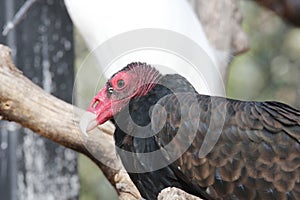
[{"left": 87, "top": 63, "right": 161, "bottom": 131}]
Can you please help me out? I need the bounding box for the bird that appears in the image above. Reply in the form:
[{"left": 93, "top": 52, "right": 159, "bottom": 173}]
[{"left": 87, "top": 62, "right": 300, "bottom": 200}]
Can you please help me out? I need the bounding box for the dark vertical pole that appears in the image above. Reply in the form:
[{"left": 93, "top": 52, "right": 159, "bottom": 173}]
[
  {"left": 0, "top": 0, "right": 79, "bottom": 199},
  {"left": 0, "top": 1, "right": 19, "bottom": 200}
]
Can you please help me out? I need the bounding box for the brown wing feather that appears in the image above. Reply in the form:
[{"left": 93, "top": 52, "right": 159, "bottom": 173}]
[{"left": 152, "top": 93, "right": 300, "bottom": 200}]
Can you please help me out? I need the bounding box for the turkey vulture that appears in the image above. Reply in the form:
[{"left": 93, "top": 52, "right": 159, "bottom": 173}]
[{"left": 87, "top": 62, "right": 300, "bottom": 200}]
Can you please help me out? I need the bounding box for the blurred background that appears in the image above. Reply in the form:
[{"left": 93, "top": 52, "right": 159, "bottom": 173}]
[
  {"left": 227, "top": 1, "right": 300, "bottom": 107},
  {"left": 75, "top": 1, "right": 300, "bottom": 199}
]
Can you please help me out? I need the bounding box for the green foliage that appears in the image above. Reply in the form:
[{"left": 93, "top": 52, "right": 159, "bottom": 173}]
[
  {"left": 227, "top": 1, "right": 300, "bottom": 108},
  {"left": 78, "top": 156, "right": 118, "bottom": 200}
]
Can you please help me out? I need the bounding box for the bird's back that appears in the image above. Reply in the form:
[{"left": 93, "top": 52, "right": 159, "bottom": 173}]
[
  {"left": 154, "top": 92, "right": 300, "bottom": 199},
  {"left": 113, "top": 73, "right": 300, "bottom": 199}
]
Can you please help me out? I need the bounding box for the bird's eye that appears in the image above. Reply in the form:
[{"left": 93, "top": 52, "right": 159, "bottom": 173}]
[
  {"left": 108, "top": 87, "right": 114, "bottom": 94},
  {"left": 117, "top": 79, "right": 125, "bottom": 88}
]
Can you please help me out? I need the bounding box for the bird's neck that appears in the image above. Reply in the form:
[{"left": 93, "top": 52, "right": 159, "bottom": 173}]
[
  {"left": 136, "top": 70, "right": 162, "bottom": 97},
  {"left": 113, "top": 73, "right": 196, "bottom": 152},
  {"left": 113, "top": 84, "right": 171, "bottom": 153}
]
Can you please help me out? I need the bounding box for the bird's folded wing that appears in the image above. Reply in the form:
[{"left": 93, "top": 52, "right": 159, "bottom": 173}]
[{"left": 150, "top": 93, "right": 300, "bottom": 199}]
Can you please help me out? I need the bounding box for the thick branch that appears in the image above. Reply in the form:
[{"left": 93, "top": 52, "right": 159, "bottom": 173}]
[
  {"left": 158, "top": 188, "right": 202, "bottom": 200},
  {"left": 0, "top": 45, "right": 140, "bottom": 200},
  {"left": 0, "top": 1, "right": 249, "bottom": 199}
]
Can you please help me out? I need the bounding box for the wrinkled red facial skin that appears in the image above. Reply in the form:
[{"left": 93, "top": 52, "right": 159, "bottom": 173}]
[
  {"left": 87, "top": 65, "right": 160, "bottom": 127},
  {"left": 87, "top": 86, "right": 132, "bottom": 125},
  {"left": 87, "top": 86, "right": 113, "bottom": 125},
  {"left": 87, "top": 71, "right": 138, "bottom": 125}
]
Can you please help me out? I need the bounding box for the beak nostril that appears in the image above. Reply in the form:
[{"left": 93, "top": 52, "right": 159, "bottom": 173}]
[{"left": 93, "top": 100, "right": 100, "bottom": 108}]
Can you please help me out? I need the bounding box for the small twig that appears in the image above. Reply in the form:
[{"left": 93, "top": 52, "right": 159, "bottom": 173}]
[{"left": 2, "top": 0, "right": 38, "bottom": 36}]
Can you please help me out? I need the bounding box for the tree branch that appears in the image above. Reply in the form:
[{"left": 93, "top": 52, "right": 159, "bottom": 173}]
[
  {"left": 0, "top": 0, "right": 248, "bottom": 200},
  {"left": 0, "top": 44, "right": 140, "bottom": 200},
  {"left": 0, "top": 0, "right": 249, "bottom": 199},
  {"left": 158, "top": 188, "right": 203, "bottom": 200}
]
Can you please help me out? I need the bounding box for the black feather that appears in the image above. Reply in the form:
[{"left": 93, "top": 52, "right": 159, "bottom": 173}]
[{"left": 109, "top": 64, "right": 300, "bottom": 200}]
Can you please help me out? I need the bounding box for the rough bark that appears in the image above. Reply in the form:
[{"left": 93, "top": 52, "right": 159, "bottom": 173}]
[
  {"left": 0, "top": 1, "right": 249, "bottom": 200},
  {"left": 0, "top": 45, "right": 140, "bottom": 200},
  {"left": 158, "top": 188, "right": 203, "bottom": 200},
  {"left": 1, "top": 0, "right": 299, "bottom": 198},
  {"left": 0, "top": 0, "right": 248, "bottom": 200}
]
